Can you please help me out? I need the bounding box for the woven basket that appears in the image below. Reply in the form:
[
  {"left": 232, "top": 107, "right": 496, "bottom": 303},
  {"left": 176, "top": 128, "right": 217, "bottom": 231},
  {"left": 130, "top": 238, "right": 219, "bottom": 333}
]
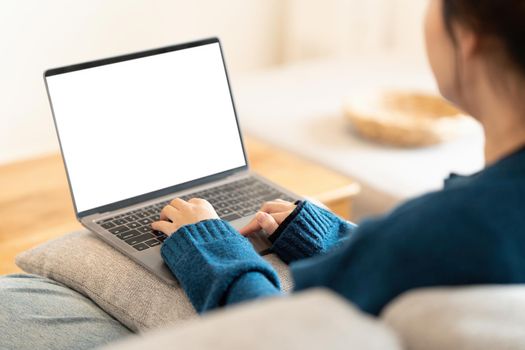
[{"left": 343, "top": 91, "right": 478, "bottom": 147}]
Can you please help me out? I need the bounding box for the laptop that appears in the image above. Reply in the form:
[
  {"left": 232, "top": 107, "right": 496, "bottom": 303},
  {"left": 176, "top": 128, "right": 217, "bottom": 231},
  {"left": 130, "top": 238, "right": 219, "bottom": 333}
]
[{"left": 44, "top": 37, "right": 301, "bottom": 284}]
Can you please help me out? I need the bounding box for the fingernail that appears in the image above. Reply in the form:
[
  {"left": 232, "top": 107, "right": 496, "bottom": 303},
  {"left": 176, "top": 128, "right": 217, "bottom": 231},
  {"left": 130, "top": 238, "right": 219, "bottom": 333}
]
[{"left": 256, "top": 212, "right": 265, "bottom": 222}]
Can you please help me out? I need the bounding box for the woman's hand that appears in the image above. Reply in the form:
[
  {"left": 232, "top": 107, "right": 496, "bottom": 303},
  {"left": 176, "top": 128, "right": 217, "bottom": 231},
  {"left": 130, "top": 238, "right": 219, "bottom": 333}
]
[
  {"left": 239, "top": 199, "right": 296, "bottom": 236},
  {"left": 152, "top": 198, "right": 219, "bottom": 236}
]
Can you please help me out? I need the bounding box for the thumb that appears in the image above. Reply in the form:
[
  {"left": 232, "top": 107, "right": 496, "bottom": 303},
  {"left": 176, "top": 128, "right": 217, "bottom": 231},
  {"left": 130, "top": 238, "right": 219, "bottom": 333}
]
[{"left": 256, "top": 212, "right": 279, "bottom": 235}]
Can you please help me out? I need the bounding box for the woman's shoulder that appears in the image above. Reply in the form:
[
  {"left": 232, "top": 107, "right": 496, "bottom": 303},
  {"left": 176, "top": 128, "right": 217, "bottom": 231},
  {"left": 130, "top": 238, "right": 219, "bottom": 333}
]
[
  {"left": 354, "top": 178, "right": 525, "bottom": 265},
  {"left": 357, "top": 183, "right": 507, "bottom": 241},
  {"left": 382, "top": 187, "right": 477, "bottom": 223},
  {"left": 388, "top": 174, "right": 523, "bottom": 222}
]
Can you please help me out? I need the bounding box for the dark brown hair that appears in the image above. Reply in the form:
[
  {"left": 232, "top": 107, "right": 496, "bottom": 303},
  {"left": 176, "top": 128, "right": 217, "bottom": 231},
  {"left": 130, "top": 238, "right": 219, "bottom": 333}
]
[{"left": 443, "top": 0, "right": 525, "bottom": 73}]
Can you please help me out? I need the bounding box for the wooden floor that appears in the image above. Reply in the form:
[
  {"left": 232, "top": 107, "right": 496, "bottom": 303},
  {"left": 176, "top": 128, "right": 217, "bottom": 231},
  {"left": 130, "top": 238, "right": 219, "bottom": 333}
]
[{"left": 0, "top": 136, "right": 359, "bottom": 274}]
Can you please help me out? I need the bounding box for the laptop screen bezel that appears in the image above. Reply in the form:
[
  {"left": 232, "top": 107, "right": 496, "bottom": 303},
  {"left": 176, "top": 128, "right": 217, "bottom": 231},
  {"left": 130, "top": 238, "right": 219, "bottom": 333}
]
[{"left": 44, "top": 37, "right": 250, "bottom": 219}]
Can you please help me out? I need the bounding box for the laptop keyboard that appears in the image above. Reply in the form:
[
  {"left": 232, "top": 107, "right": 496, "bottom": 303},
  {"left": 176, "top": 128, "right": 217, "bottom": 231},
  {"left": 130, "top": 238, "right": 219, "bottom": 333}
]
[{"left": 96, "top": 177, "right": 296, "bottom": 252}]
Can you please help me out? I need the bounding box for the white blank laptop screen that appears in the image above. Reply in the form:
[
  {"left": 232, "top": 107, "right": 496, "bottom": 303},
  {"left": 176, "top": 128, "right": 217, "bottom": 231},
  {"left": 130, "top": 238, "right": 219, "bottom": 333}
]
[{"left": 46, "top": 42, "right": 246, "bottom": 213}]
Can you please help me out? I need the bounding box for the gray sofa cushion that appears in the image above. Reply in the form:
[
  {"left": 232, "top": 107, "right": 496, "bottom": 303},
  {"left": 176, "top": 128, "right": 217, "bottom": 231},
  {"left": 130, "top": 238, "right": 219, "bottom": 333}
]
[
  {"left": 15, "top": 229, "right": 293, "bottom": 332},
  {"left": 102, "top": 289, "right": 402, "bottom": 350},
  {"left": 382, "top": 286, "right": 525, "bottom": 350}
]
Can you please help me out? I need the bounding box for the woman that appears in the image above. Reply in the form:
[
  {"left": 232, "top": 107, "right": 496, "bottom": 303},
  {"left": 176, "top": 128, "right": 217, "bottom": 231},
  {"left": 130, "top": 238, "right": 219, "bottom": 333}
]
[
  {"left": 2, "top": 0, "right": 525, "bottom": 348},
  {"left": 154, "top": 0, "right": 525, "bottom": 315}
]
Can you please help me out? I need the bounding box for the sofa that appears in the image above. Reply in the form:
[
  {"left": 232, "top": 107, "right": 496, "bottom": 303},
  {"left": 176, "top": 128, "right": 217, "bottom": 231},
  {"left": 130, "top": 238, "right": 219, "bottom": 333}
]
[
  {"left": 11, "top": 229, "right": 525, "bottom": 350},
  {"left": 102, "top": 286, "right": 525, "bottom": 350}
]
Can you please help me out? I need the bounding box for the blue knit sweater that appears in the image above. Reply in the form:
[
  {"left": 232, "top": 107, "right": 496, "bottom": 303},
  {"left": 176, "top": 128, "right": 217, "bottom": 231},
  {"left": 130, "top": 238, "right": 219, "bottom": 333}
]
[{"left": 161, "top": 147, "right": 525, "bottom": 315}]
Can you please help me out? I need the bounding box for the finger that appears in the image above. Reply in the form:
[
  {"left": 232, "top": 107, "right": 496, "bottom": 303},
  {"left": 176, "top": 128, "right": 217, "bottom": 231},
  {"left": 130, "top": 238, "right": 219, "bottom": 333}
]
[
  {"left": 256, "top": 212, "right": 279, "bottom": 235},
  {"left": 188, "top": 198, "right": 208, "bottom": 205},
  {"left": 160, "top": 205, "right": 179, "bottom": 222},
  {"left": 170, "top": 198, "right": 187, "bottom": 210},
  {"left": 238, "top": 210, "right": 292, "bottom": 236},
  {"left": 269, "top": 211, "right": 292, "bottom": 225},
  {"left": 260, "top": 201, "right": 294, "bottom": 214},
  {"left": 238, "top": 217, "right": 262, "bottom": 236},
  {"left": 151, "top": 221, "right": 177, "bottom": 235}
]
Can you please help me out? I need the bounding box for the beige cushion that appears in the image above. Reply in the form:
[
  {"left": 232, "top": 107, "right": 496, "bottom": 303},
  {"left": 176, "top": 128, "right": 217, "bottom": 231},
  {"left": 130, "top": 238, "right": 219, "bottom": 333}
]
[
  {"left": 382, "top": 286, "right": 525, "bottom": 350},
  {"left": 102, "top": 289, "right": 402, "bottom": 350},
  {"left": 15, "top": 230, "right": 293, "bottom": 332}
]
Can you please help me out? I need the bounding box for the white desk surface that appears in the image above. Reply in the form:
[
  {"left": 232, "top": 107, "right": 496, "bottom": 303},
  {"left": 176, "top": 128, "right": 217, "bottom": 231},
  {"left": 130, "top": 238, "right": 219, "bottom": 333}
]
[{"left": 233, "top": 56, "right": 485, "bottom": 201}]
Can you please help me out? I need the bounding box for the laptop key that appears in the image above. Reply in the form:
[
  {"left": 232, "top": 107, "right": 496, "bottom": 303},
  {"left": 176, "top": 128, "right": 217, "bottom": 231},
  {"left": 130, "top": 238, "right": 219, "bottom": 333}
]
[
  {"left": 133, "top": 243, "right": 149, "bottom": 251},
  {"left": 145, "top": 239, "right": 161, "bottom": 247},
  {"left": 139, "top": 218, "right": 152, "bottom": 225},
  {"left": 117, "top": 230, "right": 142, "bottom": 240},
  {"left": 127, "top": 222, "right": 141, "bottom": 229},
  {"left": 240, "top": 209, "right": 256, "bottom": 217},
  {"left": 231, "top": 205, "right": 243, "bottom": 212},
  {"left": 125, "top": 233, "right": 155, "bottom": 246},
  {"left": 218, "top": 208, "right": 232, "bottom": 216},
  {"left": 137, "top": 226, "right": 152, "bottom": 234},
  {"left": 109, "top": 226, "right": 130, "bottom": 235},
  {"left": 113, "top": 218, "right": 127, "bottom": 226},
  {"left": 221, "top": 213, "right": 242, "bottom": 222},
  {"left": 124, "top": 215, "right": 139, "bottom": 222},
  {"left": 101, "top": 222, "right": 115, "bottom": 229}
]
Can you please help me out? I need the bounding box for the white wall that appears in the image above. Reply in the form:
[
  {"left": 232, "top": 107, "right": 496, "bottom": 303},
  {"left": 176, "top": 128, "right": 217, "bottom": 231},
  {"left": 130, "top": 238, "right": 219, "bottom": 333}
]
[
  {"left": 283, "top": 0, "right": 428, "bottom": 62},
  {"left": 0, "top": 0, "right": 284, "bottom": 165}
]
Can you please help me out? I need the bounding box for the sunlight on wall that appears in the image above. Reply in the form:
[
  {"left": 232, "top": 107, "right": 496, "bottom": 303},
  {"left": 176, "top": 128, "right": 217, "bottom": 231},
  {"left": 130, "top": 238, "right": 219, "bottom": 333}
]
[{"left": 283, "top": 0, "right": 428, "bottom": 62}]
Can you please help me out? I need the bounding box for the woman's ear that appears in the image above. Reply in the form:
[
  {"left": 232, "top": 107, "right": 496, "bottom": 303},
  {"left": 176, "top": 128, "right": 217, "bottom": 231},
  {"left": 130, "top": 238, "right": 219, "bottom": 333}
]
[{"left": 452, "top": 21, "right": 480, "bottom": 65}]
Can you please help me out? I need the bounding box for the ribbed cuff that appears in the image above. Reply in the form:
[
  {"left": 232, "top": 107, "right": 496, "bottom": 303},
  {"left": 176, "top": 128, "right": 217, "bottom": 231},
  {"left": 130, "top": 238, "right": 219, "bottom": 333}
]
[
  {"left": 162, "top": 219, "right": 242, "bottom": 252},
  {"left": 160, "top": 219, "right": 281, "bottom": 313},
  {"left": 271, "top": 201, "right": 352, "bottom": 263}
]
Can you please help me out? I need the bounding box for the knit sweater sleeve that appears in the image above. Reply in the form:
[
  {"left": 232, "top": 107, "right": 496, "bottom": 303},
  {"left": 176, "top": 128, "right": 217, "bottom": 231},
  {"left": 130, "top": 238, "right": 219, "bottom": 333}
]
[
  {"left": 269, "top": 201, "right": 356, "bottom": 264},
  {"left": 160, "top": 219, "right": 281, "bottom": 313}
]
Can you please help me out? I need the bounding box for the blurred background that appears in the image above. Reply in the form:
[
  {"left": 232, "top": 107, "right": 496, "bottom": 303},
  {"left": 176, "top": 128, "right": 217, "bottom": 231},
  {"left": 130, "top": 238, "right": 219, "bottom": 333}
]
[
  {"left": 1, "top": 0, "right": 485, "bottom": 221},
  {"left": 0, "top": 0, "right": 428, "bottom": 165}
]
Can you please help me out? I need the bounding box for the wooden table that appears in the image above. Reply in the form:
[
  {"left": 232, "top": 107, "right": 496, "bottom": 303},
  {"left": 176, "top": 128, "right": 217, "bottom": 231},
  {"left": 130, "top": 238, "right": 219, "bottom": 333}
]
[{"left": 0, "top": 136, "right": 359, "bottom": 274}]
